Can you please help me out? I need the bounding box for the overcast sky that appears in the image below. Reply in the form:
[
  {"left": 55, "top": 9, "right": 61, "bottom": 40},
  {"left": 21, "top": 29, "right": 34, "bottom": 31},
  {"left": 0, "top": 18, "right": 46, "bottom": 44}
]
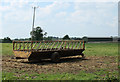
[{"left": 0, "top": 0, "right": 118, "bottom": 39}]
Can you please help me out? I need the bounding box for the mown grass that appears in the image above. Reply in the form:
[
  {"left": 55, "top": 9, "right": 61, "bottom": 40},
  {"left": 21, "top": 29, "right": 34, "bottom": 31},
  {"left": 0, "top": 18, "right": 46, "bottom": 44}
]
[
  {"left": 1, "top": 42, "right": 118, "bottom": 56},
  {"left": 2, "top": 69, "right": 118, "bottom": 80},
  {"left": 84, "top": 42, "right": 118, "bottom": 56},
  {"left": 2, "top": 43, "right": 13, "bottom": 56}
]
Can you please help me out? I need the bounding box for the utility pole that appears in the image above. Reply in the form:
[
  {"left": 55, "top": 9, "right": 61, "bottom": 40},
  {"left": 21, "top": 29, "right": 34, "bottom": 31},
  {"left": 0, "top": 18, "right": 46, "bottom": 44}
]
[{"left": 31, "top": 6, "right": 38, "bottom": 41}]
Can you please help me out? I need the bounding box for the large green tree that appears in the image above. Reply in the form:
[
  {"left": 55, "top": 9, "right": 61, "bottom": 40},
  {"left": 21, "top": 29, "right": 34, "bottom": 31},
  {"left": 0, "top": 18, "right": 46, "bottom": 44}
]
[
  {"left": 30, "top": 26, "right": 47, "bottom": 41},
  {"left": 2, "top": 37, "right": 12, "bottom": 43},
  {"left": 63, "top": 35, "right": 70, "bottom": 40},
  {"left": 82, "top": 36, "right": 88, "bottom": 43}
]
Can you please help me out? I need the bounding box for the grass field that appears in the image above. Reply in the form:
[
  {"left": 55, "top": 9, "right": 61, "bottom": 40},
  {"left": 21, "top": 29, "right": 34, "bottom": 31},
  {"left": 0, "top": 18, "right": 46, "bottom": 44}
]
[
  {"left": 1, "top": 42, "right": 118, "bottom": 56},
  {"left": 1, "top": 42, "right": 119, "bottom": 80}
]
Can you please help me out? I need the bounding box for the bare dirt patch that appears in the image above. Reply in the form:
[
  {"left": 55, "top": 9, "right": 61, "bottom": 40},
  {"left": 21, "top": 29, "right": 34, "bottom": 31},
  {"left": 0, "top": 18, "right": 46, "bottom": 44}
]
[{"left": 2, "top": 55, "right": 118, "bottom": 75}]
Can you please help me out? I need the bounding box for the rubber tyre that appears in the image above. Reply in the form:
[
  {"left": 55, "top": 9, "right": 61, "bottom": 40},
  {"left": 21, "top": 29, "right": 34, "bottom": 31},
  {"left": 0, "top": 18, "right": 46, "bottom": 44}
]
[
  {"left": 81, "top": 53, "right": 85, "bottom": 59},
  {"left": 51, "top": 52, "right": 60, "bottom": 63}
]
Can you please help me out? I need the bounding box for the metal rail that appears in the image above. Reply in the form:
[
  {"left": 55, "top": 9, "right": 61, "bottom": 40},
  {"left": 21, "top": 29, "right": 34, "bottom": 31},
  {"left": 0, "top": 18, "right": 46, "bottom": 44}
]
[{"left": 13, "top": 40, "right": 85, "bottom": 51}]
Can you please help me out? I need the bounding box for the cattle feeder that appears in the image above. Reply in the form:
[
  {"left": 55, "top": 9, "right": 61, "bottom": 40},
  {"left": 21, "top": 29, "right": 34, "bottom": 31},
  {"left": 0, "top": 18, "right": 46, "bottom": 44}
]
[{"left": 13, "top": 40, "right": 85, "bottom": 62}]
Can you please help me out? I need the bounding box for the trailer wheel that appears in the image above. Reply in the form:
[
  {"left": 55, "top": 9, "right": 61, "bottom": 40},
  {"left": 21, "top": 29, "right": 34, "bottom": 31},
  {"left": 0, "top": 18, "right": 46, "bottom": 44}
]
[
  {"left": 81, "top": 53, "right": 85, "bottom": 59},
  {"left": 51, "top": 52, "right": 60, "bottom": 62}
]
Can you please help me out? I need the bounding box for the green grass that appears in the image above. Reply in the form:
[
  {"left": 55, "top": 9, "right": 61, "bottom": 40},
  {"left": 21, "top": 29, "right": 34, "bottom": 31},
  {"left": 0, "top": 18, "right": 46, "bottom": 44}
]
[
  {"left": 1, "top": 42, "right": 118, "bottom": 56},
  {"left": 1, "top": 42, "right": 119, "bottom": 80},
  {"left": 0, "top": 43, "right": 2, "bottom": 54},
  {"left": 2, "top": 43, "right": 13, "bottom": 56},
  {"left": 84, "top": 42, "right": 118, "bottom": 56},
  {"left": 2, "top": 69, "right": 118, "bottom": 80}
]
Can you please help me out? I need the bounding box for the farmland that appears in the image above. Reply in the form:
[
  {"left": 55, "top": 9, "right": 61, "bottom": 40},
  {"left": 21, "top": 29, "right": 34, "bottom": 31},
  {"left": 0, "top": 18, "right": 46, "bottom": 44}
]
[{"left": 1, "top": 42, "right": 119, "bottom": 80}]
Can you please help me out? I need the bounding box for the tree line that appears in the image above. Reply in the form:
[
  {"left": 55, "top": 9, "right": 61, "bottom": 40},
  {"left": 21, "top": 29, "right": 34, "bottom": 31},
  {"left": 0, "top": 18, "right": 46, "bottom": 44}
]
[
  {"left": 0, "top": 26, "right": 83, "bottom": 43},
  {"left": 0, "top": 26, "right": 117, "bottom": 43}
]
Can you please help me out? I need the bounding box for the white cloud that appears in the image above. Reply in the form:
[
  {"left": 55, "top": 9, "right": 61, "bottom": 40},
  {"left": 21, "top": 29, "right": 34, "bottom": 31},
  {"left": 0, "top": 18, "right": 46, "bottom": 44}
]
[
  {"left": 55, "top": 12, "right": 67, "bottom": 18},
  {"left": 67, "top": 10, "right": 94, "bottom": 24},
  {"left": 0, "top": 5, "right": 10, "bottom": 12},
  {"left": 106, "top": 17, "right": 117, "bottom": 28},
  {"left": 36, "top": 2, "right": 70, "bottom": 18},
  {"left": 0, "top": 13, "right": 2, "bottom": 38},
  {"left": 2, "top": 7, "right": 32, "bottom": 22},
  {"left": 1, "top": 0, "right": 119, "bottom": 2},
  {"left": 0, "top": 1, "right": 118, "bottom": 38}
]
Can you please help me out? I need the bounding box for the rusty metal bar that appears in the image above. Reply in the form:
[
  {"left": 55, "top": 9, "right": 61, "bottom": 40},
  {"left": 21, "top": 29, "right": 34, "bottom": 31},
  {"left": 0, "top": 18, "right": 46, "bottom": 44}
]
[
  {"left": 74, "top": 42, "right": 78, "bottom": 49},
  {"left": 51, "top": 42, "right": 56, "bottom": 49},
  {"left": 13, "top": 40, "right": 84, "bottom": 51},
  {"left": 32, "top": 42, "right": 37, "bottom": 49},
  {"left": 42, "top": 42, "right": 47, "bottom": 49},
  {"left": 27, "top": 42, "right": 31, "bottom": 50},
  {"left": 83, "top": 41, "right": 85, "bottom": 49},
  {"left": 27, "top": 42, "right": 29, "bottom": 50},
  {"left": 13, "top": 40, "right": 82, "bottom": 43},
  {"left": 23, "top": 42, "right": 25, "bottom": 50},
  {"left": 39, "top": 42, "right": 45, "bottom": 50},
  {"left": 59, "top": 42, "right": 63, "bottom": 49},
  {"left": 69, "top": 42, "right": 72, "bottom": 49},
  {"left": 16, "top": 42, "right": 17, "bottom": 50},
  {"left": 64, "top": 41, "right": 66, "bottom": 49},
  {"left": 80, "top": 41, "right": 81, "bottom": 49},
  {"left": 24, "top": 42, "right": 28, "bottom": 50},
  {"left": 18, "top": 42, "right": 21, "bottom": 50},
  {"left": 31, "top": 41, "right": 33, "bottom": 50},
  {"left": 13, "top": 42, "right": 15, "bottom": 50},
  {"left": 47, "top": 42, "right": 52, "bottom": 49},
  {"left": 44, "top": 42, "right": 49, "bottom": 50},
  {"left": 71, "top": 42, "right": 74, "bottom": 49},
  {"left": 46, "top": 42, "right": 50, "bottom": 50},
  {"left": 77, "top": 41, "right": 81, "bottom": 49},
  {"left": 45, "top": 42, "right": 49, "bottom": 50},
  {"left": 67, "top": 42, "right": 69, "bottom": 49},
  {"left": 36, "top": 42, "right": 41, "bottom": 50},
  {"left": 67, "top": 42, "right": 70, "bottom": 49},
  {"left": 45, "top": 42, "right": 49, "bottom": 49},
  {"left": 55, "top": 41, "right": 59, "bottom": 49}
]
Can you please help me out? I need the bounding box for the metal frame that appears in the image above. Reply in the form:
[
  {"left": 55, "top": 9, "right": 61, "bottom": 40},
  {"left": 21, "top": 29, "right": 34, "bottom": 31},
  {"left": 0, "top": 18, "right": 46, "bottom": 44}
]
[{"left": 13, "top": 40, "right": 85, "bottom": 51}]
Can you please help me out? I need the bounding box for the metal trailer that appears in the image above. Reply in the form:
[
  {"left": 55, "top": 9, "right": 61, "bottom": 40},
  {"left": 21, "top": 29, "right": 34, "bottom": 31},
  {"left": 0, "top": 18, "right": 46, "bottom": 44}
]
[{"left": 13, "top": 40, "right": 85, "bottom": 62}]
